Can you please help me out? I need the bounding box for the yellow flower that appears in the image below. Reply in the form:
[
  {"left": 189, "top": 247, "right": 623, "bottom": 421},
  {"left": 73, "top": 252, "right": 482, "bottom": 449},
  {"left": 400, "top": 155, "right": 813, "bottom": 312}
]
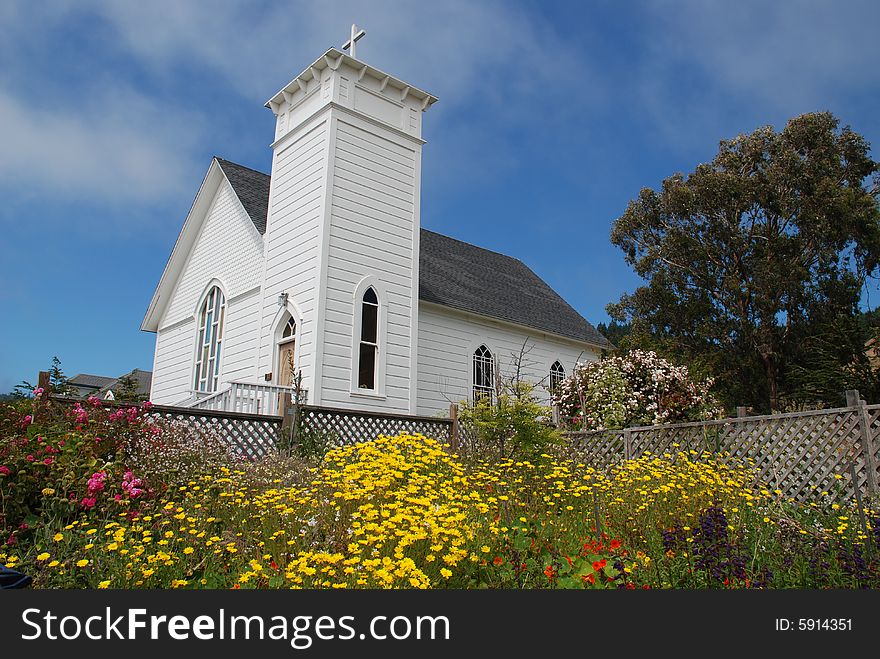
[
  {"left": 48, "top": 560, "right": 59, "bottom": 568},
  {"left": 36, "top": 553, "right": 50, "bottom": 561},
  {"left": 480, "top": 545, "right": 490, "bottom": 553},
  {"left": 183, "top": 547, "right": 195, "bottom": 555},
  {"left": 53, "top": 533, "right": 64, "bottom": 542},
  {"left": 440, "top": 568, "right": 452, "bottom": 578},
  {"left": 41, "top": 488, "right": 55, "bottom": 496},
  {"left": 98, "top": 580, "right": 111, "bottom": 589},
  {"left": 76, "top": 559, "right": 89, "bottom": 568}
]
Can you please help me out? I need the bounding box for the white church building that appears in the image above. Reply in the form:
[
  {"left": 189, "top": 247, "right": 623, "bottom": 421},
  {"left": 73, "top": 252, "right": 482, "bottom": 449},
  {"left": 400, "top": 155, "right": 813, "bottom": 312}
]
[{"left": 142, "top": 37, "right": 609, "bottom": 417}]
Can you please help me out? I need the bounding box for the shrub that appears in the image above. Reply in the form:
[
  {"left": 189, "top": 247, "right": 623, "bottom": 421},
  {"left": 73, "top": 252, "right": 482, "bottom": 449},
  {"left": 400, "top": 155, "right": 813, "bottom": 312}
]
[
  {"left": 458, "top": 382, "right": 561, "bottom": 460},
  {"left": 552, "top": 349, "right": 721, "bottom": 430}
]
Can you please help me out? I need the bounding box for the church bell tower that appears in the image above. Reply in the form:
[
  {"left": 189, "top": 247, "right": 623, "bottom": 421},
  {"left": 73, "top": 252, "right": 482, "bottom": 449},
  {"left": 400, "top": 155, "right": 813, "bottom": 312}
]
[{"left": 257, "top": 27, "right": 437, "bottom": 413}]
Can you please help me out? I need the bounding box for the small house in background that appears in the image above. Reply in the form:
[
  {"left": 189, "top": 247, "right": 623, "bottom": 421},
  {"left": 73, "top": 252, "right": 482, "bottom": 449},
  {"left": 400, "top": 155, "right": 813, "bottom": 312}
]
[
  {"left": 99, "top": 369, "right": 153, "bottom": 402},
  {"left": 68, "top": 373, "right": 117, "bottom": 399},
  {"left": 67, "top": 369, "right": 153, "bottom": 402}
]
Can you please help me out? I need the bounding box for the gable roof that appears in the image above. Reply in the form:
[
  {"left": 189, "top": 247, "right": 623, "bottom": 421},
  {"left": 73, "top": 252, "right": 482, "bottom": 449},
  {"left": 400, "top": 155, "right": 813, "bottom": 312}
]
[
  {"left": 215, "top": 158, "right": 269, "bottom": 234},
  {"left": 216, "top": 159, "right": 608, "bottom": 348},
  {"left": 418, "top": 230, "right": 609, "bottom": 346},
  {"left": 69, "top": 374, "right": 117, "bottom": 389},
  {"left": 99, "top": 369, "right": 153, "bottom": 397}
]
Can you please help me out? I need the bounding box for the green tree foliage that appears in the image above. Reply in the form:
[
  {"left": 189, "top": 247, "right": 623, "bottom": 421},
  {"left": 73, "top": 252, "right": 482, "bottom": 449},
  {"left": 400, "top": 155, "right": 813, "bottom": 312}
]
[
  {"left": 608, "top": 112, "right": 880, "bottom": 412},
  {"left": 112, "top": 372, "right": 145, "bottom": 403},
  {"left": 595, "top": 320, "right": 631, "bottom": 350}
]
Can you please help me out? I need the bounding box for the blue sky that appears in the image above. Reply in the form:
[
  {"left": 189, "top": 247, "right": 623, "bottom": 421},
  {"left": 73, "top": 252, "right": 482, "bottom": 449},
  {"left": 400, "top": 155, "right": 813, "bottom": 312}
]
[{"left": 1, "top": 0, "right": 878, "bottom": 393}]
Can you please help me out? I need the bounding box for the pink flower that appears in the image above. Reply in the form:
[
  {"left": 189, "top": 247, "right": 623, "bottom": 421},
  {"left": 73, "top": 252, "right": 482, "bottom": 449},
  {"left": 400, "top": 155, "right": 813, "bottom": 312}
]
[
  {"left": 22, "top": 415, "right": 33, "bottom": 428},
  {"left": 81, "top": 497, "right": 96, "bottom": 509},
  {"left": 26, "top": 454, "right": 34, "bottom": 462},
  {"left": 6, "top": 535, "right": 16, "bottom": 546},
  {"left": 141, "top": 401, "right": 153, "bottom": 410},
  {"left": 87, "top": 395, "right": 102, "bottom": 408},
  {"left": 33, "top": 387, "right": 44, "bottom": 397},
  {"left": 43, "top": 457, "right": 54, "bottom": 466},
  {"left": 73, "top": 404, "right": 89, "bottom": 424},
  {"left": 0, "top": 466, "right": 10, "bottom": 476}
]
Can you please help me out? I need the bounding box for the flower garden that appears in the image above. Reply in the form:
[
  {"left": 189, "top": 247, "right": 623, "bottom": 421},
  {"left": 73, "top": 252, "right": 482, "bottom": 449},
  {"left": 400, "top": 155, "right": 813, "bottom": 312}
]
[{"left": 1, "top": 395, "right": 878, "bottom": 589}]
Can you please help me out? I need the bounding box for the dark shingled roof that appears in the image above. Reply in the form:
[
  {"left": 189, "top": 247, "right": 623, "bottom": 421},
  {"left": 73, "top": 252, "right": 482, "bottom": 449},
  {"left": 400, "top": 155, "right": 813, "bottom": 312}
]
[
  {"left": 419, "top": 230, "right": 609, "bottom": 346},
  {"left": 218, "top": 158, "right": 609, "bottom": 347},
  {"left": 69, "top": 374, "right": 117, "bottom": 389},
  {"left": 216, "top": 158, "right": 269, "bottom": 234}
]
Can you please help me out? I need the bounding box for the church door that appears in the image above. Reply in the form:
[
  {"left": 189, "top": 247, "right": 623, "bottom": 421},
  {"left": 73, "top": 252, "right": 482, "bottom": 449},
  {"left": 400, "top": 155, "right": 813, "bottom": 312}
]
[{"left": 276, "top": 316, "right": 297, "bottom": 414}]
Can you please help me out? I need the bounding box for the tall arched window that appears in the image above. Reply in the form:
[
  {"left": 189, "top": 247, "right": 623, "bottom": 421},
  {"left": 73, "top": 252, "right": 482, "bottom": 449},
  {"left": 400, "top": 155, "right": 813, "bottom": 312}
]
[
  {"left": 194, "top": 286, "right": 225, "bottom": 392},
  {"left": 358, "top": 287, "right": 379, "bottom": 390},
  {"left": 550, "top": 361, "right": 565, "bottom": 391},
  {"left": 473, "top": 345, "right": 494, "bottom": 401}
]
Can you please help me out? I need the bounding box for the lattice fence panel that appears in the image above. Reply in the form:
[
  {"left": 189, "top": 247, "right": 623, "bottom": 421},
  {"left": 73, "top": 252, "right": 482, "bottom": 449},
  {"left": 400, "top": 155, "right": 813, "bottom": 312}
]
[
  {"left": 298, "top": 406, "right": 453, "bottom": 447},
  {"left": 146, "top": 409, "right": 281, "bottom": 460},
  {"left": 563, "top": 407, "right": 875, "bottom": 502},
  {"left": 565, "top": 430, "right": 625, "bottom": 469}
]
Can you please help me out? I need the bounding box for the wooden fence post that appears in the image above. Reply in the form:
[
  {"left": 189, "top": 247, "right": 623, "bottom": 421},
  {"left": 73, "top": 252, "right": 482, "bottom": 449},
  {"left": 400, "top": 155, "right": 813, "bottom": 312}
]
[
  {"left": 37, "top": 371, "right": 50, "bottom": 400},
  {"left": 736, "top": 406, "right": 747, "bottom": 418},
  {"left": 551, "top": 405, "right": 560, "bottom": 427},
  {"left": 449, "top": 403, "right": 460, "bottom": 452},
  {"left": 845, "top": 389, "right": 861, "bottom": 408},
  {"left": 623, "top": 428, "right": 632, "bottom": 461},
  {"left": 855, "top": 397, "right": 879, "bottom": 500}
]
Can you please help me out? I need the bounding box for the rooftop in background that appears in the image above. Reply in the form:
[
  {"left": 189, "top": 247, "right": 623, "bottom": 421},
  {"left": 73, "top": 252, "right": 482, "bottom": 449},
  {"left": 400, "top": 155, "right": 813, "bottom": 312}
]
[{"left": 68, "top": 373, "right": 117, "bottom": 390}]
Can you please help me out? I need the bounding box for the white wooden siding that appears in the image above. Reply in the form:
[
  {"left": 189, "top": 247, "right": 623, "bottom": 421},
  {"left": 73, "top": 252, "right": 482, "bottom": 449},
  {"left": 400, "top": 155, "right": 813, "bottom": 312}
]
[
  {"left": 318, "top": 118, "right": 417, "bottom": 413},
  {"left": 220, "top": 289, "right": 261, "bottom": 384},
  {"left": 162, "top": 181, "right": 263, "bottom": 326},
  {"left": 416, "top": 304, "right": 601, "bottom": 416},
  {"left": 257, "top": 120, "right": 328, "bottom": 393},
  {"left": 150, "top": 318, "right": 195, "bottom": 405},
  {"left": 150, "top": 179, "right": 263, "bottom": 403}
]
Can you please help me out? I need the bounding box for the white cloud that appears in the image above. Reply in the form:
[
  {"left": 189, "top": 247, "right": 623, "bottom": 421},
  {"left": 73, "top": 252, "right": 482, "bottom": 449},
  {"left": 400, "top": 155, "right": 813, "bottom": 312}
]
[
  {"left": 0, "top": 0, "right": 600, "bottom": 211},
  {"left": 0, "top": 85, "right": 201, "bottom": 205},
  {"left": 632, "top": 0, "right": 880, "bottom": 148}
]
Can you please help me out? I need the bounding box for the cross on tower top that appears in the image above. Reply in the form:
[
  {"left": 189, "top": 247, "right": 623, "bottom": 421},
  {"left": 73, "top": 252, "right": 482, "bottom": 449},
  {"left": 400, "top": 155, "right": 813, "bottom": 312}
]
[{"left": 342, "top": 23, "right": 366, "bottom": 59}]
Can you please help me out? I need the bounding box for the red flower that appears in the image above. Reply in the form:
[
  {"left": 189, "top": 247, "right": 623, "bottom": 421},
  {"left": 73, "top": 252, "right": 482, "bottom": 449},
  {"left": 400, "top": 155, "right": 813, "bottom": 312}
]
[
  {"left": 583, "top": 573, "right": 595, "bottom": 585},
  {"left": 564, "top": 555, "right": 573, "bottom": 567},
  {"left": 544, "top": 565, "right": 555, "bottom": 579},
  {"left": 592, "top": 559, "right": 607, "bottom": 571},
  {"left": 609, "top": 539, "right": 621, "bottom": 551},
  {"left": 492, "top": 556, "right": 504, "bottom": 566},
  {"left": 270, "top": 561, "right": 279, "bottom": 570}
]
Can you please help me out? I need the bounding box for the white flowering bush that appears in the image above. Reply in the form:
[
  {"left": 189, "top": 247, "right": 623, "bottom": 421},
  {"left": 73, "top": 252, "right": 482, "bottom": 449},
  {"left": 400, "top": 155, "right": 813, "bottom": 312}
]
[{"left": 551, "top": 350, "right": 721, "bottom": 430}]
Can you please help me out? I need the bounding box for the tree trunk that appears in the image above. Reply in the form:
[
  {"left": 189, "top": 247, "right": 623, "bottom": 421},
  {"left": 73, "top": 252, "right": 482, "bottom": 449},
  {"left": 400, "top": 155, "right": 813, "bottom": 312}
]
[{"left": 762, "top": 355, "right": 780, "bottom": 412}]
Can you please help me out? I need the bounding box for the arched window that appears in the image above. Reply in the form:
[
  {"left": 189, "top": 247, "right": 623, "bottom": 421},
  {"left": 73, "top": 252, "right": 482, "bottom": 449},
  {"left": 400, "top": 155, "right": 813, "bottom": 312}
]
[
  {"left": 550, "top": 361, "right": 565, "bottom": 391},
  {"left": 473, "top": 345, "right": 494, "bottom": 401},
  {"left": 357, "top": 287, "right": 379, "bottom": 390},
  {"left": 281, "top": 316, "right": 296, "bottom": 340},
  {"left": 194, "top": 286, "right": 225, "bottom": 392}
]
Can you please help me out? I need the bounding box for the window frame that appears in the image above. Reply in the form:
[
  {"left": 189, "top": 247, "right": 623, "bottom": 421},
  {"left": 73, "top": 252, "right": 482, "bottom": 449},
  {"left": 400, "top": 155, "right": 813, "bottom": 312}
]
[
  {"left": 473, "top": 344, "right": 495, "bottom": 403},
  {"left": 193, "top": 284, "right": 226, "bottom": 394},
  {"left": 357, "top": 287, "right": 380, "bottom": 391},
  {"left": 350, "top": 277, "right": 387, "bottom": 399},
  {"left": 549, "top": 360, "right": 566, "bottom": 392}
]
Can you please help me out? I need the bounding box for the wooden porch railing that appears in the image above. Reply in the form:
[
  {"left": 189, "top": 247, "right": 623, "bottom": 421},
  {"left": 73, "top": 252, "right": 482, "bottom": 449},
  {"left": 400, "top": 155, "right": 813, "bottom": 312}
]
[{"left": 189, "top": 381, "right": 305, "bottom": 416}]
